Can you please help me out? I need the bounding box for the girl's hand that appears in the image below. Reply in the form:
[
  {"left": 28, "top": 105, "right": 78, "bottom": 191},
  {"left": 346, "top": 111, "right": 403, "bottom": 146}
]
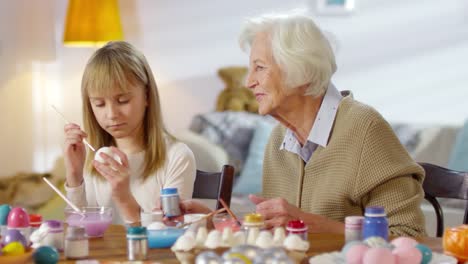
[
  {"left": 64, "top": 123, "right": 87, "bottom": 187},
  {"left": 93, "top": 147, "right": 131, "bottom": 201}
]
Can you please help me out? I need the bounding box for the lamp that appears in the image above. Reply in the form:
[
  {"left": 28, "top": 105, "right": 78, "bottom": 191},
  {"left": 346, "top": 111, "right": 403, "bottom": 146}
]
[{"left": 63, "top": 0, "right": 124, "bottom": 47}]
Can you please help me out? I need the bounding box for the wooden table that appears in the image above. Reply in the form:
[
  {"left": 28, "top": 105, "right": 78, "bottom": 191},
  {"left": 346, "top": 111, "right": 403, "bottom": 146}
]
[{"left": 58, "top": 225, "right": 444, "bottom": 263}]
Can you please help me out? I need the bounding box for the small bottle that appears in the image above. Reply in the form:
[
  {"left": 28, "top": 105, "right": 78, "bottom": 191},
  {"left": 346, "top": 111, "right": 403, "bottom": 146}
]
[
  {"left": 127, "top": 226, "right": 148, "bottom": 261},
  {"left": 345, "top": 216, "right": 364, "bottom": 243},
  {"left": 65, "top": 226, "right": 88, "bottom": 259},
  {"left": 29, "top": 214, "right": 42, "bottom": 233},
  {"left": 242, "top": 213, "right": 264, "bottom": 245},
  {"left": 286, "top": 220, "right": 308, "bottom": 241},
  {"left": 362, "top": 206, "right": 389, "bottom": 241},
  {"left": 160, "top": 188, "right": 181, "bottom": 217},
  {"left": 42, "top": 220, "right": 64, "bottom": 251}
]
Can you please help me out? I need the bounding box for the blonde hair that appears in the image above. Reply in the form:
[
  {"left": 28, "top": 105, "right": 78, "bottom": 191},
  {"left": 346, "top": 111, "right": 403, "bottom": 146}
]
[
  {"left": 81, "top": 41, "right": 172, "bottom": 180},
  {"left": 239, "top": 10, "right": 337, "bottom": 97}
]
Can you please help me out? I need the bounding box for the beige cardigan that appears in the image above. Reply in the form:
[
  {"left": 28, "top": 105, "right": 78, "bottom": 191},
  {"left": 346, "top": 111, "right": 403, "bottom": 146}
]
[{"left": 262, "top": 96, "right": 426, "bottom": 236}]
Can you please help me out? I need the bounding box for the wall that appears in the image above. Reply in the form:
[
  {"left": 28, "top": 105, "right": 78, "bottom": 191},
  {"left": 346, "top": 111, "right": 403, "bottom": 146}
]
[{"left": 0, "top": 0, "right": 467, "bottom": 176}]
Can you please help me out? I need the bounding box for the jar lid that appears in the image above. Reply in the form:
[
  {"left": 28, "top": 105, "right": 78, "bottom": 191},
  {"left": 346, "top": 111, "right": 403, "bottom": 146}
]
[
  {"left": 29, "top": 214, "right": 42, "bottom": 227},
  {"left": 44, "top": 220, "right": 63, "bottom": 230},
  {"left": 287, "top": 220, "right": 306, "bottom": 229},
  {"left": 127, "top": 226, "right": 147, "bottom": 235},
  {"left": 364, "top": 206, "right": 386, "bottom": 217},
  {"left": 345, "top": 216, "right": 364, "bottom": 225},
  {"left": 66, "top": 226, "right": 86, "bottom": 238},
  {"left": 161, "top": 188, "right": 178, "bottom": 195},
  {"left": 243, "top": 213, "right": 263, "bottom": 224}
]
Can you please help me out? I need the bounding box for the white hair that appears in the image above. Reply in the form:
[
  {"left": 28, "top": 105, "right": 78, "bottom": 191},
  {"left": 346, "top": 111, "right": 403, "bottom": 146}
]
[{"left": 239, "top": 10, "right": 337, "bottom": 97}]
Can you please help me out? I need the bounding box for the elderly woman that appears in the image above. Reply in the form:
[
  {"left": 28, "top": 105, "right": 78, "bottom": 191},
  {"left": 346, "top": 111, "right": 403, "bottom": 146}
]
[{"left": 182, "top": 11, "right": 426, "bottom": 237}]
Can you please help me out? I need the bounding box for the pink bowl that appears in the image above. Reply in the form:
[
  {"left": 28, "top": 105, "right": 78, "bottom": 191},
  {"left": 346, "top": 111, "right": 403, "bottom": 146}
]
[{"left": 7, "top": 207, "right": 30, "bottom": 228}]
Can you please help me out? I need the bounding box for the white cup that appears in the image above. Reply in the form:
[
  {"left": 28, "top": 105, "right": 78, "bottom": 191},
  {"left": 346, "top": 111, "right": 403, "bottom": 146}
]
[{"left": 140, "top": 210, "right": 163, "bottom": 227}]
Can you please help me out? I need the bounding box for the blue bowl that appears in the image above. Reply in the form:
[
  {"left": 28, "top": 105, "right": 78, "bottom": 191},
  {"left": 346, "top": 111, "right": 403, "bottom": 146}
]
[{"left": 147, "top": 228, "right": 186, "bottom": 248}]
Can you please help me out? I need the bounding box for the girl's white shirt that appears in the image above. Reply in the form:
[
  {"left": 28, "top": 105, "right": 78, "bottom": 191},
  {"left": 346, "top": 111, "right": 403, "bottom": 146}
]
[{"left": 65, "top": 140, "right": 196, "bottom": 224}]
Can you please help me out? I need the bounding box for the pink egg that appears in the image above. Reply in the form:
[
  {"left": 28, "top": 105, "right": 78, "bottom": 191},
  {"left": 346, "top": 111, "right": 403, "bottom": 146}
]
[
  {"left": 7, "top": 207, "right": 30, "bottom": 228},
  {"left": 345, "top": 244, "right": 369, "bottom": 264},
  {"left": 391, "top": 237, "right": 418, "bottom": 249},
  {"left": 393, "top": 246, "right": 422, "bottom": 264},
  {"left": 363, "top": 247, "right": 396, "bottom": 264}
]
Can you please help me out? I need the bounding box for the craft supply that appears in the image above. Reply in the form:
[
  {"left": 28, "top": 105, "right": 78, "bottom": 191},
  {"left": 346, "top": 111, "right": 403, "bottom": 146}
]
[
  {"left": 286, "top": 219, "right": 308, "bottom": 241},
  {"left": 362, "top": 206, "right": 389, "bottom": 241},
  {"left": 51, "top": 104, "right": 96, "bottom": 152},
  {"left": 218, "top": 198, "right": 242, "bottom": 227},
  {"left": 42, "top": 177, "right": 82, "bottom": 214},
  {"left": 242, "top": 213, "right": 264, "bottom": 245},
  {"left": 7, "top": 207, "right": 31, "bottom": 246},
  {"left": 29, "top": 214, "right": 43, "bottom": 233},
  {"left": 160, "top": 188, "right": 181, "bottom": 217},
  {"left": 42, "top": 220, "right": 64, "bottom": 251},
  {"left": 65, "top": 226, "right": 89, "bottom": 259},
  {"left": 178, "top": 208, "right": 226, "bottom": 229},
  {"left": 345, "top": 216, "right": 364, "bottom": 243},
  {"left": 127, "top": 226, "right": 148, "bottom": 261}
]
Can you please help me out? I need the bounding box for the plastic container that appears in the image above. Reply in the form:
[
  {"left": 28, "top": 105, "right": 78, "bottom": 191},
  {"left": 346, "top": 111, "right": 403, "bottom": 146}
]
[
  {"left": 127, "top": 226, "right": 148, "bottom": 261},
  {"left": 64, "top": 226, "right": 88, "bottom": 259},
  {"left": 147, "top": 227, "right": 186, "bottom": 248},
  {"left": 242, "top": 213, "right": 264, "bottom": 245},
  {"left": 345, "top": 216, "right": 364, "bottom": 243},
  {"left": 362, "top": 206, "right": 388, "bottom": 241},
  {"left": 286, "top": 220, "right": 308, "bottom": 241},
  {"left": 160, "top": 188, "right": 181, "bottom": 217}
]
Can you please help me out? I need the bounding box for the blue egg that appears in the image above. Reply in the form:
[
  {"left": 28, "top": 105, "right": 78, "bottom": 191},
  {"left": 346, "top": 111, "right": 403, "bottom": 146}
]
[
  {"left": 33, "top": 246, "right": 59, "bottom": 264},
  {"left": 415, "top": 244, "right": 432, "bottom": 264},
  {"left": 0, "top": 204, "right": 12, "bottom": 225}
]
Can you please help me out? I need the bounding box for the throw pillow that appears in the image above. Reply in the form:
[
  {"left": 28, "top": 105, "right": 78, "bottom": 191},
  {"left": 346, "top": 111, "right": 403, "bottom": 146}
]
[
  {"left": 233, "top": 119, "right": 276, "bottom": 195},
  {"left": 448, "top": 119, "right": 468, "bottom": 171}
]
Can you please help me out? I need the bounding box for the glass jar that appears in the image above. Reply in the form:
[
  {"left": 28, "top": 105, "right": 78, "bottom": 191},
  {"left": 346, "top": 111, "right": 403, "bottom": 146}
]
[
  {"left": 42, "top": 220, "right": 64, "bottom": 251},
  {"left": 286, "top": 220, "right": 308, "bottom": 241},
  {"left": 127, "top": 226, "right": 148, "bottom": 261},
  {"left": 362, "top": 206, "right": 388, "bottom": 241},
  {"left": 242, "top": 213, "right": 264, "bottom": 245},
  {"left": 160, "top": 188, "right": 181, "bottom": 218},
  {"left": 65, "top": 226, "right": 88, "bottom": 259},
  {"left": 345, "top": 216, "right": 364, "bottom": 243}
]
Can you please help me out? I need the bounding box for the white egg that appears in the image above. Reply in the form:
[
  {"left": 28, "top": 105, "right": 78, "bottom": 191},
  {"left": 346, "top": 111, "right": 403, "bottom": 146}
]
[
  {"left": 94, "top": 147, "right": 122, "bottom": 165},
  {"left": 171, "top": 234, "right": 196, "bottom": 252},
  {"left": 204, "top": 230, "right": 222, "bottom": 249}
]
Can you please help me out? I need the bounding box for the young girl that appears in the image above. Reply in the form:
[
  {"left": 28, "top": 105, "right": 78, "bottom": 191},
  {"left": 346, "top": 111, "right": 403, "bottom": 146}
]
[{"left": 64, "top": 41, "right": 196, "bottom": 225}]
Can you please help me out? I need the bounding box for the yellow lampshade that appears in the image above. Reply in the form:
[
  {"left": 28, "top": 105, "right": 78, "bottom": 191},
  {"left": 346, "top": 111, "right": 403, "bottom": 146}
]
[{"left": 63, "top": 0, "right": 124, "bottom": 47}]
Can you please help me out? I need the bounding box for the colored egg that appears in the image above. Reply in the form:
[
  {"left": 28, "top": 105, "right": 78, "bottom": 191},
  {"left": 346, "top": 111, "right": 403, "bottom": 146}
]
[
  {"left": 342, "top": 240, "right": 367, "bottom": 255},
  {"left": 2, "top": 241, "right": 25, "bottom": 256},
  {"left": 33, "top": 246, "right": 59, "bottom": 264},
  {"left": 0, "top": 204, "right": 12, "bottom": 225},
  {"left": 7, "top": 207, "right": 30, "bottom": 228},
  {"left": 363, "top": 247, "right": 396, "bottom": 264},
  {"left": 391, "top": 236, "right": 418, "bottom": 249},
  {"left": 345, "top": 244, "right": 370, "bottom": 264},
  {"left": 393, "top": 246, "right": 422, "bottom": 264},
  {"left": 415, "top": 243, "right": 433, "bottom": 264},
  {"left": 1, "top": 229, "right": 27, "bottom": 247}
]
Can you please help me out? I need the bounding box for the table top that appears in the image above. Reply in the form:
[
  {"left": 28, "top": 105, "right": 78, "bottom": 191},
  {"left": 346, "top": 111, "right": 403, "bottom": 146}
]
[{"left": 54, "top": 225, "right": 444, "bottom": 263}]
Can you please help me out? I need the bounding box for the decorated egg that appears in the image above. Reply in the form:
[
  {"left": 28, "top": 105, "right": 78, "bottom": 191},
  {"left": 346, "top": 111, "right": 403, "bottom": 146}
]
[
  {"left": 195, "top": 250, "right": 222, "bottom": 264},
  {"left": 7, "top": 207, "right": 30, "bottom": 228},
  {"left": 342, "top": 240, "right": 367, "bottom": 255},
  {"left": 1, "top": 241, "right": 25, "bottom": 256},
  {"left": 392, "top": 246, "right": 422, "bottom": 264},
  {"left": 228, "top": 244, "right": 262, "bottom": 261},
  {"left": 33, "top": 246, "right": 59, "bottom": 264},
  {"left": 415, "top": 243, "right": 433, "bottom": 264},
  {"left": 362, "top": 247, "right": 396, "bottom": 264},
  {"left": 443, "top": 225, "right": 468, "bottom": 262},
  {"left": 0, "top": 204, "right": 11, "bottom": 225},
  {"left": 345, "top": 243, "right": 369, "bottom": 264},
  {"left": 1, "top": 229, "right": 27, "bottom": 247},
  {"left": 391, "top": 236, "right": 418, "bottom": 249}
]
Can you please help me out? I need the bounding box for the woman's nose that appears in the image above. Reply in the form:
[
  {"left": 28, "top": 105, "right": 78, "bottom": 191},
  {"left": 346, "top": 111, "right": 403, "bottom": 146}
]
[{"left": 246, "top": 72, "right": 258, "bottom": 89}]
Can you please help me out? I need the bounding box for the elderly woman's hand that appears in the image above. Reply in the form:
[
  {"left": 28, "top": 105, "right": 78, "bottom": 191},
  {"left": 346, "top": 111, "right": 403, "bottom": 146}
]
[
  {"left": 249, "top": 194, "right": 345, "bottom": 233},
  {"left": 249, "top": 194, "right": 302, "bottom": 228}
]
